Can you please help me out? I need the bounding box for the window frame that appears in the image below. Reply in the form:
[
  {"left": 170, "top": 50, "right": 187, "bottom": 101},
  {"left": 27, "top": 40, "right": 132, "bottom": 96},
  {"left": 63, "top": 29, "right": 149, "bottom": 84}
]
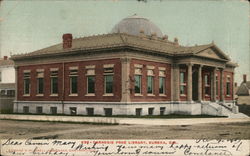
[
  {"left": 23, "top": 71, "right": 31, "bottom": 96},
  {"left": 204, "top": 73, "right": 211, "bottom": 96},
  {"left": 226, "top": 75, "right": 231, "bottom": 97},
  {"left": 134, "top": 64, "right": 143, "bottom": 96},
  {"left": 103, "top": 64, "right": 114, "bottom": 96},
  {"left": 69, "top": 67, "right": 78, "bottom": 96},
  {"left": 179, "top": 70, "right": 187, "bottom": 96},
  {"left": 86, "top": 66, "right": 96, "bottom": 96},
  {"left": 50, "top": 69, "right": 59, "bottom": 96}
]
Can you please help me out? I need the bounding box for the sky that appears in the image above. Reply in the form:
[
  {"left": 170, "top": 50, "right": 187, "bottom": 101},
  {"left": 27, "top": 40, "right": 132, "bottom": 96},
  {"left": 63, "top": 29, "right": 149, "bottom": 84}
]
[{"left": 0, "top": 0, "right": 249, "bottom": 84}]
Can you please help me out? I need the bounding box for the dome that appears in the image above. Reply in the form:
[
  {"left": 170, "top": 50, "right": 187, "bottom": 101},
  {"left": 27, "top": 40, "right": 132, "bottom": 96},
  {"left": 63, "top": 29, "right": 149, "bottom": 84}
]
[{"left": 111, "top": 14, "right": 163, "bottom": 37}]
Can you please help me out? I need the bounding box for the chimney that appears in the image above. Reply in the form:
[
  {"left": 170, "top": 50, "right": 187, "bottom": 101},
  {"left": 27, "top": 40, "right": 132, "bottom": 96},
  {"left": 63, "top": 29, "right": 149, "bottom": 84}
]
[
  {"left": 243, "top": 74, "right": 247, "bottom": 83},
  {"left": 3, "top": 56, "right": 8, "bottom": 60},
  {"left": 62, "top": 33, "right": 73, "bottom": 49},
  {"left": 174, "top": 37, "right": 179, "bottom": 46}
]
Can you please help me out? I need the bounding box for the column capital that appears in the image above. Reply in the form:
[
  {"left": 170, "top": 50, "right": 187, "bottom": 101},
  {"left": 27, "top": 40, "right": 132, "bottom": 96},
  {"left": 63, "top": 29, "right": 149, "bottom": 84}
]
[
  {"left": 186, "top": 63, "right": 193, "bottom": 67},
  {"left": 120, "top": 57, "right": 131, "bottom": 63}
]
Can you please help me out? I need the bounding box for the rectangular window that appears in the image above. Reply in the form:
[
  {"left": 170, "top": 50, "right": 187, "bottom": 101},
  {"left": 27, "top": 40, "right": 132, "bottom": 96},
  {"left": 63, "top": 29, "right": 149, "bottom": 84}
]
[
  {"left": 36, "top": 107, "right": 43, "bottom": 114},
  {"left": 180, "top": 71, "right": 186, "bottom": 95},
  {"left": 160, "top": 107, "right": 166, "bottom": 115},
  {"left": 0, "top": 71, "right": 2, "bottom": 82},
  {"left": 86, "top": 108, "right": 94, "bottom": 116},
  {"left": 50, "top": 107, "right": 57, "bottom": 114},
  {"left": 148, "top": 107, "right": 154, "bottom": 115},
  {"left": 70, "top": 107, "right": 77, "bottom": 115},
  {"left": 87, "top": 76, "right": 95, "bottom": 94},
  {"left": 69, "top": 68, "right": 78, "bottom": 94},
  {"left": 24, "top": 72, "right": 30, "bottom": 95},
  {"left": 37, "top": 70, "right": 44, "bottom": 95},
  {"left": 159, "top": 77, "right": 165, "bottom": 94},
  {"left": 215, "top": 74, "right": 218, "bottom": 96},
  {"left": 50, "top": 70, "right": 58, "bottom": 94},
  {"left": 134, "top": 75, "right": 142, "bottom": 94},
  {"left": 204, "top": 74, "right": 210, "bottom": 95},
  {"left": 104, "top": 108, "right": 112, "bottom": 116},
  {"left": 226, "top": 76, "right": 231, "bottom": 96},
  {"left": 86, "top": 66, "right": 95, "bottom": 94},
  {"left": 135, "top": 108, "right": 142, "bottom": 116},
  {"left": 104, "top": 65, "right": 114, "bottom": 94},
  {"left": 23, "top": 106, "right": 29, "bottom": 114},
  {"left": 147, "top": 76, "right": 153, "bottom": 94}
]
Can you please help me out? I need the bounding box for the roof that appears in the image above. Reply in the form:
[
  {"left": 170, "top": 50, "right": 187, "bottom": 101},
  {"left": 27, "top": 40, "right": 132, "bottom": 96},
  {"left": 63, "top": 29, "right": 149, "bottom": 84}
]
[
  {"left": 0, "top": 59, "right": 14, "bottom": 66},
  {"left": 11, "top": 33, "right": 230, "bottom": 62},
  {"left": 236, "top": 81, "right": 250, "bottom": 96},
  {"left": 111, "top": 14, "right": 163, "bottom": 37}
]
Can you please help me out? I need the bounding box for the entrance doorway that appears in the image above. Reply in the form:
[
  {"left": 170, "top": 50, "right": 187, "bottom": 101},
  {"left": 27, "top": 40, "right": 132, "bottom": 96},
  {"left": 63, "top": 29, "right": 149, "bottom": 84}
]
[{"left": 192, "top": 67, "right": 198, "bottom": 101}]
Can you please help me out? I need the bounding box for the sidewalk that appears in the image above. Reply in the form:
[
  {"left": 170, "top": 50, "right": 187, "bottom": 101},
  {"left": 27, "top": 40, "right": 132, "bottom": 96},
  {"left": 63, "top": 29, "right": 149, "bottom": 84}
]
[{"left": 0, "top": 114, "right": 249, "bottom": 125}]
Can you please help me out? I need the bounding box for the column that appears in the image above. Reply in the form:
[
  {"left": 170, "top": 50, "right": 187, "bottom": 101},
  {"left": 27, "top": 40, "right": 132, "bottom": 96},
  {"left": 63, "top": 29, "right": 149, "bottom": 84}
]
[
  {"left": 14, "top": 66, "right": 19, "bottom": 113},
  {"left": 220, "top": 68, "right": 224, "bottom": 102},
  {"left": 212, "top": 68, "right": 217, "bottom": 102},
  {"left": 173, "top": 64, "right": 180, "bottom": 101},
  {"left": 120, "top": 57, "right": 131, "bottom": 102},
  {"left": 198, "top": 65, "right": 203, "bottom": 101},
  {"left": 187, "top": 63, "right": 193, "bottom": 102}
]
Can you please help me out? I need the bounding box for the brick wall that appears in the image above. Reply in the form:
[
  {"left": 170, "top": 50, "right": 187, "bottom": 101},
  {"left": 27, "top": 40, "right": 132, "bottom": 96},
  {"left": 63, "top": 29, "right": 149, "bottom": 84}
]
[
  {"left": 130, "top": 59, "right": 171, "bottom": 102},
  {"left": 17, "top": 59, "right": 122, "bottom": 102}
]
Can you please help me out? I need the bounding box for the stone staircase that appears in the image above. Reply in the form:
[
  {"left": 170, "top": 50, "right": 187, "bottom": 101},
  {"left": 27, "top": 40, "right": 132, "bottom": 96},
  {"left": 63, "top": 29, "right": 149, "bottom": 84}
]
[{"left": 203, "top": 102, "right": 249, "bottom": 118}]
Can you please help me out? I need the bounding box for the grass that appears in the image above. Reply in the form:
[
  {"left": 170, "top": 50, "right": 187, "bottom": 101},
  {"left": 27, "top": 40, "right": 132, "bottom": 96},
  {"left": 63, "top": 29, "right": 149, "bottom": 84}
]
[
  {"left": 0, "top": 112, "right": 227, "bottom": 118},
  {"left": 0, "top": 118, "right": 119, "bottom": 125}
]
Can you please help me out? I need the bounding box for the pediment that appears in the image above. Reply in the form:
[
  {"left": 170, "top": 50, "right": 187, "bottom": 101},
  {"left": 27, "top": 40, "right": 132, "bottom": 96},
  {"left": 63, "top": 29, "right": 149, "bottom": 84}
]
[{"left": 196, "top": 47, "right": 229, "bottom": 60}]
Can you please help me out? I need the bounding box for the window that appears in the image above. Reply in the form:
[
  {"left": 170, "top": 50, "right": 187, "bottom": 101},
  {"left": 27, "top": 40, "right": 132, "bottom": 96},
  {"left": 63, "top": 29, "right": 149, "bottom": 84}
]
[
  {"left": 147, "top": 68, "right": 154, "bottom": 94},
  {"left": 86, "top": 66, "right": 95, "bottom": 94},
  {"left": 87, "top": 76, "right": 95, "bottom": 94},
  {"left": 134, "top": 64, "right": 142, "bottom": 94},
  {"left": 7, "top": 90, "right": 15, "bottom": 96},
  {"left": 148, "top": 107, "right": 154, "bottom": 115},
  {"left": 160, "top": 107, "right": 166, "bottom": 115},
  {"left": 37, "top": 70, "right": 44, "bottom": 95},
  {"left": 147, "top": 76, "right": 153, "bottom": 94},
  {"left": 104, "top": 108, "right": 112, "bottom": 116},
  {"left": 135, "top": 108, "right": 142, "bottom": 116},
  {"left": 226, "top": 76, "right": 231, "bottom": 96},
  {"left": 36, "top": 107, "right": 43, "bottom": 114},
  {"left": 159, "top": 68, "right": 166, "bottom": 95},
  {"left": 50, "top": 70, "right": 58, "bottom": 94},
  {"left": 104, "top": 65, "right": 114, "bottom": 94},
  {"left": 0, "top": 71, "right": 2, "bottom": 82},
  {"left": 70, "top": 107, "right": 77, "bottom": 115},
  {"left": 23, "top": 72, "right": 31, "bottom": 95},
  {"left": 23, "top": 106, "right": 29, "bottom": 114},
  {"left": 86, "top": 108, "right": 94, "bottom": 116},
  {"left": 135, "top": 75, "right": 141, "bottom": 94},
  {"left": 204, "top": 74, "right": 210, "bottom": 95},
  {"left": 69, "top": 67, "right": 78, "bottom": 94},
  {"left": 50, "top": 107, "right": 57, "bottom": 114},
  {"left": 180, "top": 71, "right": 186, "bottom": 95},
  {"left": 215, "top": 74, "right": 218, "bottom": 96}
]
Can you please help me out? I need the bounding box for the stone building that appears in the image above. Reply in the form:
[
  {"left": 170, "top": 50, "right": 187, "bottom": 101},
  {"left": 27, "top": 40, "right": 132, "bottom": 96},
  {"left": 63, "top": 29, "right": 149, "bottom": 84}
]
[
  {"left": 236, "top": 74, "right": 250, "bottom": 105},
  {"left": 0, "top": 56, "right": 15, "bottom": 113},
  {"left": 11, "top": 15, "right": 240, "bottom": 116}
]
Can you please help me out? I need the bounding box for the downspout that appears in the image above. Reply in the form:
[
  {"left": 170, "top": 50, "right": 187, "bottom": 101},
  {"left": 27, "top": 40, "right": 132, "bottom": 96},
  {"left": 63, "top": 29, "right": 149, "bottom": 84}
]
[{"left": 62, "top": 62, "right": 65, "bottom": 114}]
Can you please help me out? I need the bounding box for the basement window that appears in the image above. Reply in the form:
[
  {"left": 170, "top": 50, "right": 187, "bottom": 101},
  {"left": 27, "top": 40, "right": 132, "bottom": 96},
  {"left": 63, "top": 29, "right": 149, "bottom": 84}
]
[
  {"left": 104, "top": 108, "right": 112, "bottom": 116},
  {"left": 148, "top": 107, "right": 154, "bottom": 115},
  {"left": 135, "top": 108, "right": 142, "bottom": 116},
  {"left": 50, "top": 107, "right": 57, "bottom": 114},
  {"left": 86, "top": 107, "right": 94, "bottom": 116},
  {"left": 70, "top": 107, "right": 77, "bottom": 115},
  {"left": 23, "top": 106, "right": 29, "bottom": 114},
  {"left": 36, "top": 107, "right": 43, "bottom": 114},
  {"left": 160, "top": 107, "right": 166, "bottom": 115}
]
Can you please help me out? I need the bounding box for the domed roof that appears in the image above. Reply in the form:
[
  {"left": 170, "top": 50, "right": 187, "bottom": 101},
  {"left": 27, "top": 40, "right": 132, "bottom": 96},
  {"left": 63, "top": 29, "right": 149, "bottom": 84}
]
[{"left": 111, "top": 14, "right": 163, "bottom": 37}]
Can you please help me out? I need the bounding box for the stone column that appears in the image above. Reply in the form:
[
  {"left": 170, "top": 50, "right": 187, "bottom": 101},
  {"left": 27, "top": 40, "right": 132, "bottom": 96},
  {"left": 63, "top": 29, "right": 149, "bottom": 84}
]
[
  {"left": 212, "top": 68, "right": 217, "bottom": 102},
  {"left": 198, "top": 65, "right": 203, "bottom": 102},
  {"left": 220, "top": 68, "right": 225, "bottom": 102},
  {"left": 232, "top": 72, "right": 235, "bottom": 104},
  {"left": 187, "top": 63, "right": 193, "bottom": 102},
  {"left": 120, "top": 57, "right": 131, "bottom": 102},
  {"left": 173, "top": 64, "right": 180, "bottom": 101},
  {"left": 14, "top": 66, "right": 19, "bottom": 113}
]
